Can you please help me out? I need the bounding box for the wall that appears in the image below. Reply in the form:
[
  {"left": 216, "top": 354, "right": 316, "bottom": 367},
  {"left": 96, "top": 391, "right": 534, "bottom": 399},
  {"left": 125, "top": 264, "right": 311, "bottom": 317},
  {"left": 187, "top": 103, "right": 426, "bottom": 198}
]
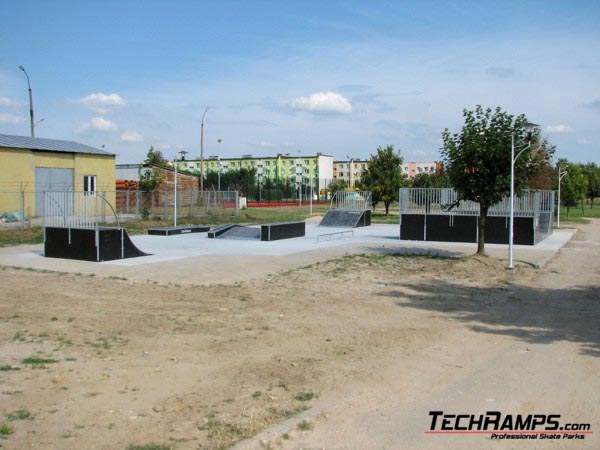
[{"left": 0, "top": 147, "right": 116, "bottom": 217}]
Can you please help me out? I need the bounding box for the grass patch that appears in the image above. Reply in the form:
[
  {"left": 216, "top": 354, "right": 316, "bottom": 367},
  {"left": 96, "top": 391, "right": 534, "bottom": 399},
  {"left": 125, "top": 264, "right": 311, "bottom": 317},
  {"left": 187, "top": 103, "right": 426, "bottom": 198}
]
[
  {"left": 252, "top": 391, "right": 262, "bottom": 399},
  {"left": 293, "top": 391, "right": 317, "bottom": 402},
  {"left": 22, "top": 356, "right": 58, "bottom": 368},
  {"left": 0, "top": 365, "right": 20, "bottom": 372},
  {"left": 0, "top": 227, "right": 44, "bottom": 248},
  {"left": 6, "top": 409, "right": 32, "bottom": 421},
  {"left": 297, "top": 420, "right": 312, "bottom": 431},
  {"left": 0, "top": 423, "right": 14, "bottom": 436},
  {"left": 126, "top": 444, "right": 173, "bottom": 450}
]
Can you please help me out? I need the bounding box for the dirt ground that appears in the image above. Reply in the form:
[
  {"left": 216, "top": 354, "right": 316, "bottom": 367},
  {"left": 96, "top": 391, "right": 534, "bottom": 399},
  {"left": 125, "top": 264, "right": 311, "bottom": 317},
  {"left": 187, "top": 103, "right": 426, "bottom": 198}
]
[{"left": 0, "top": 221, "right": 598, "bottom": 449}]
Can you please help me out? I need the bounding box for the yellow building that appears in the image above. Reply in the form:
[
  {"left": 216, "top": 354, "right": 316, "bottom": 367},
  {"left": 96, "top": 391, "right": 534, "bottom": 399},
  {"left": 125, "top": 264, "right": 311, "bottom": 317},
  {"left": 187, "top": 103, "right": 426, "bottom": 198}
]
[
  {"left": 333, "top": 159, "right": 369, "bottom": 188},
  {"left": 0, "top": 134, "right": 115, "bottom": 217}
]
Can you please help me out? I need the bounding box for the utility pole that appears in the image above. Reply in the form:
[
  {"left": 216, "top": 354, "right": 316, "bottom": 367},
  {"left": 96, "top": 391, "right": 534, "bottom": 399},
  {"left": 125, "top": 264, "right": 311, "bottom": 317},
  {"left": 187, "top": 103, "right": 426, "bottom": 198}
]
[
  {"left": 200, "top": 107, "right": 209, "bottom": 192},
  {"left": 19, "top": 65, "right": 34, "bottom": 137}
]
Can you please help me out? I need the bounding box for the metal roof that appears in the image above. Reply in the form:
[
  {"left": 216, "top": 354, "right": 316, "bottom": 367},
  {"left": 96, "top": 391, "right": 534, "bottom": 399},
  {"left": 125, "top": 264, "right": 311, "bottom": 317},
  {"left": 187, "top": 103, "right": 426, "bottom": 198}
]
[{"left": 0, "top": 134, "right": 114, "bottom": 156}]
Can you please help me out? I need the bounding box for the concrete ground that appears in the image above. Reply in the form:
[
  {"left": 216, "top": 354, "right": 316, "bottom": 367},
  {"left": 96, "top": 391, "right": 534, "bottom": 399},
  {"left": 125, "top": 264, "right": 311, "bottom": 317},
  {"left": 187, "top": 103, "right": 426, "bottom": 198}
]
[{"left": 0, "top": 224, "right": 575, "bottom": 285}]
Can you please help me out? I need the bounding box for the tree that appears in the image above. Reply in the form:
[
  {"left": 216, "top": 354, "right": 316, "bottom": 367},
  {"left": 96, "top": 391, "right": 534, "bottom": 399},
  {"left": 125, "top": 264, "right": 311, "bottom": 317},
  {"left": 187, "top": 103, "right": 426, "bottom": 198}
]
[
  {"left": 327, "top": 179, "right": 348, "bottom": 194},
  {"left": 561, "top": 162, "right": 588, "bottom": 218},
  {"left": 359, "top": 145, "right": 405, "bottom": 215},
  {"left": 441, "top": 106, "right": 551, "bottom": 255},
  {"left": 582, "top": 162, "right": 600, "bottom": 209},
  {"left": 138, "top": 146, "right": 166, "bottom": 219},
  {"left": 411, "top": 170, "right": 449, "bottom": 188}
]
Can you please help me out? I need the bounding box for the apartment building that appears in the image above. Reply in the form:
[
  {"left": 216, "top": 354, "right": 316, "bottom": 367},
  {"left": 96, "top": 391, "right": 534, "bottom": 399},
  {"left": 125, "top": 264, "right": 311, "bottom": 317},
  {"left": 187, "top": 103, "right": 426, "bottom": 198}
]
[{"left": 333, "top": 159, "right": 369, "bottom": 188}]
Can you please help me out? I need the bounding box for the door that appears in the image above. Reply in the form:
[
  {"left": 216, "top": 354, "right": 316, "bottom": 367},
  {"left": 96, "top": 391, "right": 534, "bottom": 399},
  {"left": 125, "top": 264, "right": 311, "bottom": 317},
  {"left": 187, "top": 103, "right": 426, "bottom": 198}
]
[{"left": 35, "top": 168, "right": 74, "bottom": 216}]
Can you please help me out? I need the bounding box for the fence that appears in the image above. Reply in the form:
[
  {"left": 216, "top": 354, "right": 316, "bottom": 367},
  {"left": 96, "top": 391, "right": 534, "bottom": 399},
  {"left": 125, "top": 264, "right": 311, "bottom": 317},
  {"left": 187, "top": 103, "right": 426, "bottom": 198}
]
[
  {"left": 115, "top": 189, "right": 239, "bottom": 220},
  {"left": 0, "top": 189, "right": 239, "bottom": 229},
  {"left": 399, "top": 188, "right": 554, "bottom": 217},
  {"left": 330, "top": 190, "right": 372, "bottom": 211},
  {"left": 399, "top": 188, "right": 555, "bottom": 245}
]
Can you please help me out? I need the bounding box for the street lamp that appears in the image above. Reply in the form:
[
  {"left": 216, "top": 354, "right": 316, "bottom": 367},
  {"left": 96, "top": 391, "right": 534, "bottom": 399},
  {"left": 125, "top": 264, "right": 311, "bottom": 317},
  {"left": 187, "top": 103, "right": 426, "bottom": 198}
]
[
  {"left": 173, "top": 151, "right": 187, "bottom": 227},
  {"left": 296, "top": 150, "right": 302, "bottom": 206},
  {"left": 257, "top": 159, "right": 263, "bottom": 202},
  {"left": 34, "top": 118, "right": 45, "bottom": 129},
  {"left": 346, "top": 155, "right": 353, "bottom": 188},
  {"left": 18, "top": 65, "right": 35, "bottom": 137},
  {"left": 217, "top": 139, "right": 223, "bottom": 191},
  {"left": 508, "top": 122, "right": 539, "bottom": 269},
  {"left": 200, "top": 107, "right": 209, "bottom": 192},
  {"left": 557, "top": 165, "right": 568, "bottom": 228}
]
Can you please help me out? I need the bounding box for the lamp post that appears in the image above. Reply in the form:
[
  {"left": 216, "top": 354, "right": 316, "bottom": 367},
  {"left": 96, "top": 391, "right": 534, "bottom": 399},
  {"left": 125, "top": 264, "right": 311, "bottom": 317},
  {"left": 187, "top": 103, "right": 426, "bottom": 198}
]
[
  {"left": 296, "top": 150, "right": 302, "bottom": 206},
  {"left": 34, "top": 118, "right": 45, "bottom": 130},
  {"left": 18, "top": 65, "right": 35, "bottom": 137},
  {"left": 257, "top": 159, "right": 263, "bottom": 203},
  {"left": 346, "top": 155, "right": 351, "bottom": 188},
  {"left": 508, "top": 122, "right": 539, "bottom": 269},
  {"left": 557, "top": 165, "right": 568, "bottom": 228},
  {"left": 200, "top": 107, "right": 209, "bottom": 192},
  {"left": 217, "top": 139, "right": 223, "bottom": 191},
  {"left": 173, "top": 151, "right": 187, "bottom": 227}
]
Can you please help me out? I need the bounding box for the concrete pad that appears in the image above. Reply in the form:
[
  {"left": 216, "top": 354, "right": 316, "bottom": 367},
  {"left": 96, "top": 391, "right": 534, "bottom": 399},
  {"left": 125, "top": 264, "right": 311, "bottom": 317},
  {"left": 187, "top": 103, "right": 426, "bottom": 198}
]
[{"left": 0, "top": 225, "right": 575, "bottom": 285}]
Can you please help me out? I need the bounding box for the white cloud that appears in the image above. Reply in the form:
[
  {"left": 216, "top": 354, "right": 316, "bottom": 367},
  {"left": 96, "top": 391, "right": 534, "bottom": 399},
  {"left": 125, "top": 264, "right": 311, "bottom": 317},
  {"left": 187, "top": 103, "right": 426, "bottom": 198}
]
[
  {"left": 289, "top": 91, "right": 352, "bottom": 114},
  {"left": 545, "top": 124, "right": 573, "bottom": 133},
  {"left": 577, "top": 138, "right": 592, "bottom": 145},
  {"left": 121, "top": 131, "right": 143, "bottom": 142},
  {"left": 78, "top": 92, "right": 126, "bottom": 113},
  {"left": 79, "top": 116, "right": 118, "bottom": 132},
  {"left": 0, "top": 97, "right": 23, "bottom": 107},
  {"left": 0, "top": 113, "right": 24, "bottom": 125}
]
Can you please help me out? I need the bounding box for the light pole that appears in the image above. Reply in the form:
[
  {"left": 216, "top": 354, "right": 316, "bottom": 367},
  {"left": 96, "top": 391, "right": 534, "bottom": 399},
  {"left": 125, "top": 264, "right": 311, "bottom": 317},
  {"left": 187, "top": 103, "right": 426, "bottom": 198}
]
[
  {"left": 200, "top": 107, "right": 209, "bottom": 192},
  {"left": 173, "top": 151, "right": 187, "bottom": 227},
  {"left": 18, "top": 65, "right": 35, "bottom": 137},
  {"left": 257, "top": 159, "right": 262, "bottom": 203},
  {"left": 557, "top": 165, "right": 568, "bottom": 228},
  {"left": 346, "top": 155, "right": 353, "bottom": 188},
  {"left": 296, "top": 150, "right": 302, "bottom": 206},
  {"left": 217, "top": 139, "right": 223, "bottom": 191},
  {"left": 34, "top": 118, "right": 45, "bottom": 130},
  {"left": 508, "top": 122, "right": 539, "bottom": 269}
]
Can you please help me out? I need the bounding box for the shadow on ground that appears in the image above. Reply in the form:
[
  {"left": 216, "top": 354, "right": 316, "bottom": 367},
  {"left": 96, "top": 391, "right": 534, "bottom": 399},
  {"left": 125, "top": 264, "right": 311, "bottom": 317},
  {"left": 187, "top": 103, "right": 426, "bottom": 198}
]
[{"left": 381, "top": 279, "right": 600, "bottom": 357}]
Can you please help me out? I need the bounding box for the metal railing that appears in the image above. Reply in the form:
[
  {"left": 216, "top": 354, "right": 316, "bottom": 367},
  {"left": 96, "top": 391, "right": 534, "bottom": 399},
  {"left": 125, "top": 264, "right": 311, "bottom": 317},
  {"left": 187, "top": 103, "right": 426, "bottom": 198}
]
[
  {"left": 399, "top": 188, "right": 555, "bottom": 217},
  {"left": 330, "top": 190, "right": 372, "bottom": 211},
  {"left": 44, "top": 191, "right": 119, "bottom": 229}
]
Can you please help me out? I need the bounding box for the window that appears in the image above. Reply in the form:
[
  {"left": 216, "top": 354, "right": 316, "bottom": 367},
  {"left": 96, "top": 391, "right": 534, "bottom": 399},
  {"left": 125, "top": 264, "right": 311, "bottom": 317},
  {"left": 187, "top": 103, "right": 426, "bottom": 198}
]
[
  {"left": 339, "top": 172, "right": 344, "bottom": 177},
  {"left": 84, "top": 175, "right": 96, "bottom": 195},
  {"left": 266, "top": 161, "right": 271, "bottom": 166}
]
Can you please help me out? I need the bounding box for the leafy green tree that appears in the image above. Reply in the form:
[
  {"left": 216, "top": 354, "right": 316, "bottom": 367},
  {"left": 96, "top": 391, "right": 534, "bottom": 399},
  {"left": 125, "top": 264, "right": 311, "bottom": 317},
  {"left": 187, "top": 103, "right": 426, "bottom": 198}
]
[
  {"left": 582, "top": 162, "right": 600, "bottom": 209},
  {"left": 138, "top": 146, "right": 166, "bottom": 219},
  {"left": 411, "top": 170, "right": 448, "bottom": 188},
  {"left": 561, "top": 162, "right": 588, "bottom": 218},
  {"left": 441, "top": 106, "right": 551, "bottom": 255},
  {"left": 360, "top": 145, "right": 405, "bottom": 215},
  {"left": 327, "top": 179, "right": 348, "bottom": 194}
]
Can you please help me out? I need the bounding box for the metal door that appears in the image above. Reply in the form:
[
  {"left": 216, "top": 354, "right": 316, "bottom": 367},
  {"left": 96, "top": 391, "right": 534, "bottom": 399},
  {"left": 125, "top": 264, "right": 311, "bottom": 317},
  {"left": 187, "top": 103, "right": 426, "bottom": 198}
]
[{"left": 35, "top": 168, "right": 74, "bottom": 216}]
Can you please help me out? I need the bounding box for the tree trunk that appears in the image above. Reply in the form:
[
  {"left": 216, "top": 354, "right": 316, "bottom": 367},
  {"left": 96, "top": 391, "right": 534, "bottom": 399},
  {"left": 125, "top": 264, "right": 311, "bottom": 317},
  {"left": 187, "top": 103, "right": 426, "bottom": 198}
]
[
  {"left": 581, "top": 199, "right": 585, "bottom": 215},
  {"left": 477, "top": 204, "right": 488, "bottom": 255},
  {"left": 567, "top": 206, "right": 570, "bottom": 218},
  {"left": 385, "top": 201, "right": 390, "bottom": 215}
]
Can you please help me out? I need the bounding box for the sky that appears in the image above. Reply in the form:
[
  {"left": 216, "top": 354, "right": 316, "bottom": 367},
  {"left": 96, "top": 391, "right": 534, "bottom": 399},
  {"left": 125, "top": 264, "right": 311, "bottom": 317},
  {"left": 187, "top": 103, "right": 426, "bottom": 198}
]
[{"left": 1, "top": 0, "right": 599, "bottom": 164}]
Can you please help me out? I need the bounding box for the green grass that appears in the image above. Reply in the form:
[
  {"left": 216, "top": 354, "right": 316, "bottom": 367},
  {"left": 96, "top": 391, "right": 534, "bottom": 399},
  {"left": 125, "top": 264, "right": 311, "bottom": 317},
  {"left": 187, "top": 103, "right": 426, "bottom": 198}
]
[
  {"left": 125, "top": 444, "right": 172, "bottom": 450},
  {"left": 6, "top": 409, "right": 32, "bottom": 421},
  {"left": 0, "top": 365, "right": 20, "bottom": 371},
  {"left": 0, "top": 423, "right": 14, "bottom": 436},
  {"left": 558, "top": 200, "right": 600, "bottom": 224},
  {"left": 22, "top": 356, "right": 58, "bottom": 368},
  {"left": 293, "top": 391, "right": 317, "bottom": 402}
]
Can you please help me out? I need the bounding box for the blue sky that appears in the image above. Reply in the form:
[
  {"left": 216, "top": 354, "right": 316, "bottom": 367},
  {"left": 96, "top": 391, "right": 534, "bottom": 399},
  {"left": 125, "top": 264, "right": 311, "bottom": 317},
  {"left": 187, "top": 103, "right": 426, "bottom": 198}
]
[{"left": 1, "top": 0, "right": 599, "bottom": 164}]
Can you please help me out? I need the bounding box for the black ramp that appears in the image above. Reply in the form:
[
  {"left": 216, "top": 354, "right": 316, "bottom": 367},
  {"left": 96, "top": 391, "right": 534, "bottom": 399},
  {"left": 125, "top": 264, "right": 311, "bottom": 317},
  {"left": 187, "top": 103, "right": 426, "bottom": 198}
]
[
  {"left": 218, "top": 226, "right": 261, "bottom": 239},
  {"left": 148, "top": 226, "right": 210, "bottom": 236},
  {"left": 319, "top": 210, "right": 368, "bottom": 228},
  {"left": 261, "top": 222, "right": 305, "bottom": 241},
  {"left": 44, "top": 227, "right": 148, "bottom": 262},
  {"left": 207, "top": 224, "right": 238, "bottom": 238}
]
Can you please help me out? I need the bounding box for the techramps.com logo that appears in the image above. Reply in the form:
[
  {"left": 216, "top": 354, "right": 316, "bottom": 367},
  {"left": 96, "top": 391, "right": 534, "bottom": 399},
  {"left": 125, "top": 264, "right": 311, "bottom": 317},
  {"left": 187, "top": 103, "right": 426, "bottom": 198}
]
[{"left": 425, "top": 411, "right": 593, "bottom": 441}]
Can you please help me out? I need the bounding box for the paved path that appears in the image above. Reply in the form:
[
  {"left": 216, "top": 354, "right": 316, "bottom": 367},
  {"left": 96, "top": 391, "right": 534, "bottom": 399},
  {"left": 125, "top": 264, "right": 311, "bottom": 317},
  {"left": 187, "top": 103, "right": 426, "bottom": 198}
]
[{"left": 0, "top": 224, "right": 574, "bottom": 285}]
